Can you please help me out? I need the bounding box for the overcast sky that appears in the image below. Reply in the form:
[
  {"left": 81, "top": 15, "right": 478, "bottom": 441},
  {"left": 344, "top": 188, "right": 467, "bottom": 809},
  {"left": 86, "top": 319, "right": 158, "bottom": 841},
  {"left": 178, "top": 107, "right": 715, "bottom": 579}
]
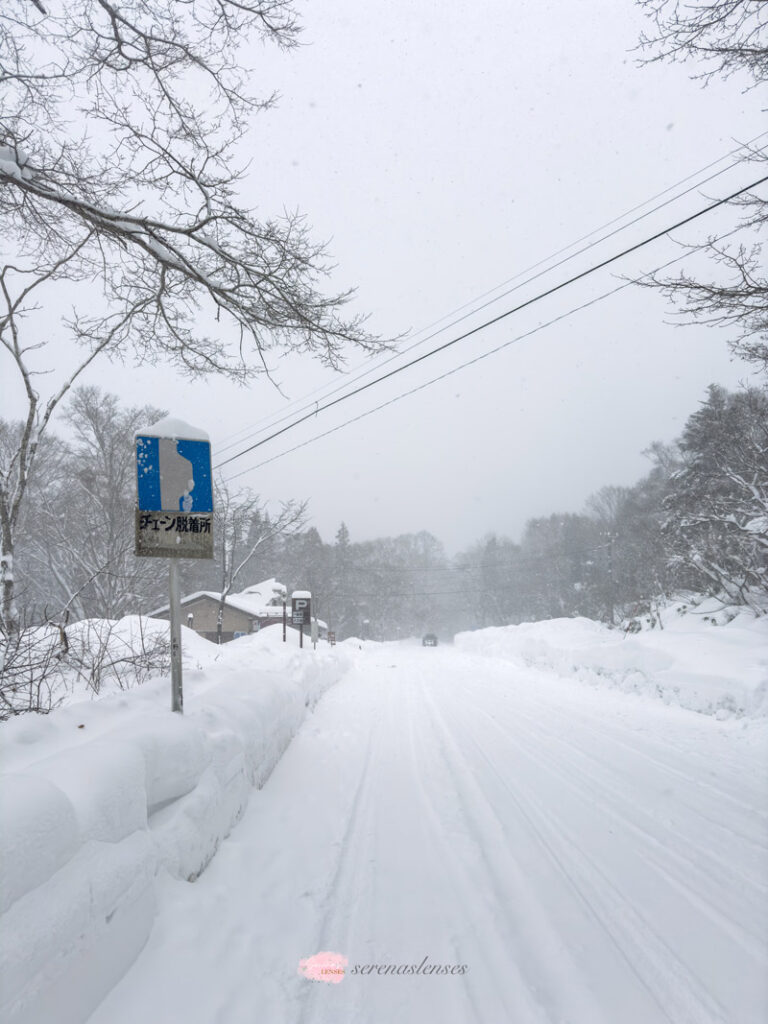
[{"left": 4, "top": 0, "right": 766, "bottom": 554}]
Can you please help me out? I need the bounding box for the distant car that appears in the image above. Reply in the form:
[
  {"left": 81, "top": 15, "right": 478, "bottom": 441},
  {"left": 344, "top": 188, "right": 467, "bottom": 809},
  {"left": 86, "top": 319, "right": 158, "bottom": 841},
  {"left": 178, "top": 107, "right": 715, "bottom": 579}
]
[{"left": 422, "top": 633, "right": 438, "bottom": 647}]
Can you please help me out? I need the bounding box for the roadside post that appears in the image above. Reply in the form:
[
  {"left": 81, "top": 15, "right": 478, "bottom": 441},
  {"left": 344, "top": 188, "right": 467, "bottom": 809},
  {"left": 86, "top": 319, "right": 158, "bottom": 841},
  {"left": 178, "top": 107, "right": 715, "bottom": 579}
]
[
  {"left": 271, "top": 582, "right": 287, "bottom": 643},
  {"left": 135, "top": 417, "right": 214, "bottom": 713},
  {"left": 311, "top": 615, "right": 318, "bottom": 650},
  {"left": 291, "top": 591, "right": 311, "bottom": 650}
]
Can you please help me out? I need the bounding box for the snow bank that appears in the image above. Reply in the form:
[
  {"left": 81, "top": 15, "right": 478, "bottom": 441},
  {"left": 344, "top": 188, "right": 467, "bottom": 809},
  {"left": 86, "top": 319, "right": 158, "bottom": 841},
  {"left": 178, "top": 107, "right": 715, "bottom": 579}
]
[
  {"left": 0, "top": 624, "right": 351, "bottom": 1024},
  {"left": 0, "top": 615, "right": 195, "bottom": 716},
  {"left": 455, "top": 600, "right": 768, "bottom": 719}
]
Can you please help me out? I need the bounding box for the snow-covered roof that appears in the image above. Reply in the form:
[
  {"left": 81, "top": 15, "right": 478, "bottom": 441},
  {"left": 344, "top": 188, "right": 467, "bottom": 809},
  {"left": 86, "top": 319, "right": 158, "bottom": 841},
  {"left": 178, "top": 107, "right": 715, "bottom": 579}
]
[
  {"left": 147, "top": 579, "right": 326, "bottom": 627},
  {"left": 148, "top": 590, "right": 279, "bottom": 619},
  {"left": 147, "top": 590, "right": 218, "bottom": 617},
  {"left": 226, "top": 593, "right": 286, "bottom": 618},
  {"left": 238, "top": 578, "right": 287, "bottom": 603}
]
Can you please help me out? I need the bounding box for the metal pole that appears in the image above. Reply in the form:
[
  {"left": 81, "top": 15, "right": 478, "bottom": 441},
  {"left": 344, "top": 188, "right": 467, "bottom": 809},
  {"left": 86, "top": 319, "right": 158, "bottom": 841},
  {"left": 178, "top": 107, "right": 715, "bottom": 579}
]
[
  {"left": 169, "top": 560, "right": 183, "bottom": 713},
  {"left": 607, "top": 532, "right": 615, "bottom": 626},
  {"left": 299, "top": 622, "right": 303, "bottom": 649},
  {"left": 283, "top": 599, "right": 287, "bottom": 642}
]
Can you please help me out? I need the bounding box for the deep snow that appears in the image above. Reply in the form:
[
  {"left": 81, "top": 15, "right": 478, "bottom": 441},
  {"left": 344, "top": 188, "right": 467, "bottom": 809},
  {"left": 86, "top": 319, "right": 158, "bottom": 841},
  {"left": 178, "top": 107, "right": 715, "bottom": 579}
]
[
  {"left": 86, "top": 639, "right": 768, "bottom": 1024},
  {"left": 0, "top": 625, "right": 351, "bottom": 1024},
  {"left": 455, "top": 599, "right": 768, "bottom": 719},
  {"left": 1, "top": 608, "right": 766, "bottom": 1024}
]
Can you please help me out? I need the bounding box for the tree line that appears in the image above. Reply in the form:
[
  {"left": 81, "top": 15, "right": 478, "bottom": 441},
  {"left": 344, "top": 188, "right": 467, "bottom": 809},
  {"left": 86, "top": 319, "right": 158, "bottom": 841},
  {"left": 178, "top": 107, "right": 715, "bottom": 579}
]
[{"left": 2, "top": 379, "right": 764, "bottom": 643}]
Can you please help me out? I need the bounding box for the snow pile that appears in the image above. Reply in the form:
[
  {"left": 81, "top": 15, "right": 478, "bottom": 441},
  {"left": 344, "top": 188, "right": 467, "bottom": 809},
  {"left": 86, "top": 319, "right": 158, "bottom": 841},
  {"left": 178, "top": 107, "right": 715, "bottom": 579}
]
[
  {"left": 0, "top": 145, "right": 33, "bottom": 182},
  {"left": 455, "top": 601, "right": 768, "bottom": 718},
  {"left": 0, "top": 624, "right": 351, "bottom": 1024},
  {"left": 0, "top": 616, "right": 188, "bottom": 717}
]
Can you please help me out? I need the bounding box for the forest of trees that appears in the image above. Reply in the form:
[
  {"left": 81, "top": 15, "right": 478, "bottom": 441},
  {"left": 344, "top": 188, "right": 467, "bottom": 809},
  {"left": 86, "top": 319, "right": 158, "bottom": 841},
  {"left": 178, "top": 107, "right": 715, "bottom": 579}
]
[{"left": 3, "top": 379, "right": 765, "bottom": 645}]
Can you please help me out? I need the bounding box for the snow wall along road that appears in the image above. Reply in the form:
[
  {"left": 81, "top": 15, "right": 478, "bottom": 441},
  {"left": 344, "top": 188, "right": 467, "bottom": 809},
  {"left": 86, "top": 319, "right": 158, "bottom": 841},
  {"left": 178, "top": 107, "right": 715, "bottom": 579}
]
[{"left": 0, "top": 626, "right": 351, "bottom": 1024}]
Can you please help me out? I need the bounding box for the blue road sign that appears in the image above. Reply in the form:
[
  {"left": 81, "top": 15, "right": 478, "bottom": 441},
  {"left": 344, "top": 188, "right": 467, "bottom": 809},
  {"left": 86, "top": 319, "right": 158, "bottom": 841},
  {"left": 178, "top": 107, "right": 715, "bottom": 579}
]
[{"left": 136, "top": 435, "right": 213, "bottom": 512}]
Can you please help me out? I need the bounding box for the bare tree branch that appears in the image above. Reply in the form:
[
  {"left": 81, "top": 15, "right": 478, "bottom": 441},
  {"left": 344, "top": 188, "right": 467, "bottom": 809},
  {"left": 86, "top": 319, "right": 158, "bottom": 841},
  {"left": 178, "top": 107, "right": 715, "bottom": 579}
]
[
  {"left": 634, "top": 2, "right": 768, "bottom": 371},
  {"left": 636, "top": 0, "right": 768, "bottom": 85},
  {"left": 0, "top": 0, "right": 390, "bottom": 628}
]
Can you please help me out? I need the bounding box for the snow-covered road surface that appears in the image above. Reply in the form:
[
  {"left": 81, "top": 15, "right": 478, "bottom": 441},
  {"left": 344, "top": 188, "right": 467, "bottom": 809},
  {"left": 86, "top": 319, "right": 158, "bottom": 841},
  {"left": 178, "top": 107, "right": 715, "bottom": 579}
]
[{"left": 87, "top": 642, "right": 768, "bottom": 1024}]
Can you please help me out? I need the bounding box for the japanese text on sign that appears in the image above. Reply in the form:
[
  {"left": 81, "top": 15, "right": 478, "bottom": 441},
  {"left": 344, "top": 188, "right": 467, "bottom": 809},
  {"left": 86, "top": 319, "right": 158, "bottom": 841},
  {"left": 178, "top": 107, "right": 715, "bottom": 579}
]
[
  {"left": 135, "top": 511, "right": 214, "bottom": 559},
  {"left": 138, "top": 513, "right": 212, "bottom": 534}
]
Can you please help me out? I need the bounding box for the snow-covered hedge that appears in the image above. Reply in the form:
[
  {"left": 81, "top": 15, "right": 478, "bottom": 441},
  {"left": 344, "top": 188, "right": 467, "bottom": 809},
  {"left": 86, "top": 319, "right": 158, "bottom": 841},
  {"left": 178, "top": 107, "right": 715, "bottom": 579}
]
[
  {"left": 0, "top": 616, "right": 174, "bottom": 719},
  {"left": 0, "top": 625, "right": 351, "bottom": 1024},
  {"left": 454, "top": 599, "right": 768, "bottom": 719}
]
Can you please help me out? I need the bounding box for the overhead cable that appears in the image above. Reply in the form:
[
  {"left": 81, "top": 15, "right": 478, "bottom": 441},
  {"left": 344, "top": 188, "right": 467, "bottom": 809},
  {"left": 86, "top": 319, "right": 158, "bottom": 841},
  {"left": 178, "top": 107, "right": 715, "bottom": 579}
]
[
  {"left": 218, "top": 172, "right": 768, "bottom": 477},
  {"left": 214, "top": 134, "right": 768, "bottom": 457}
]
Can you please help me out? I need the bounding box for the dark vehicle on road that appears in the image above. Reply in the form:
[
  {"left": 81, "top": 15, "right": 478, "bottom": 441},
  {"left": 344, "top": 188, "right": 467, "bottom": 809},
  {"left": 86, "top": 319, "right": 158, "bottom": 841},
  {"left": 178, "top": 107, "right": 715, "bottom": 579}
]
[{"left": 422, "top": 633, "right": 438, "bottom": 647}]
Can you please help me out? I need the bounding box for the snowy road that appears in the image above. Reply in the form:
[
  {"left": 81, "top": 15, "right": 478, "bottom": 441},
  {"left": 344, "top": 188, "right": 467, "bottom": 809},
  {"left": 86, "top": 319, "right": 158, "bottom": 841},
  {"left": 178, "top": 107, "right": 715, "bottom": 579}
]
[{"left": 88, "top": 642, "right": 768, "bottom": 1024}]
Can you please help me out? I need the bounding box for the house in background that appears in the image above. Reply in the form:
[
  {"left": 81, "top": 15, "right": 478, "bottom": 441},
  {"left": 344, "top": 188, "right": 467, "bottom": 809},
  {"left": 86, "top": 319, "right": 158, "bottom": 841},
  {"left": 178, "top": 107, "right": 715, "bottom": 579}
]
[{"left": 149, "top": 578, "right": 327, "bottom": 643}]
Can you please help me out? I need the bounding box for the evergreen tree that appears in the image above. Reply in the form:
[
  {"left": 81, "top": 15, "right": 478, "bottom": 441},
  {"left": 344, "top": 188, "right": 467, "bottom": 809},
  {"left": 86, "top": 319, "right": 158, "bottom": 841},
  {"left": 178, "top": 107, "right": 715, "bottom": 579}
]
[{"left": 663, "top": 385, "right": 768, "bottom": 609}]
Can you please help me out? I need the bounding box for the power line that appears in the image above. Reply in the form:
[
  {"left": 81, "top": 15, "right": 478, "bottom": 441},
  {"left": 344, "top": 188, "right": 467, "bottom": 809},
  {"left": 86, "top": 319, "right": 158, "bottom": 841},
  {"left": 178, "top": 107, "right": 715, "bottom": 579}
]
[
  {"left": 216, "top": 171, "right": 768, "bottom": 474},
  {"left": 339, "top": 587, "right": 584, "bottom": 598},
  {"left": 220, "top": 215, "right": 753, "bottom": 481},
  {"left": 222, "top": 284, "right": 622, "bottom": 479},
  {"left": 214, "top": 133, "right": 768, "bottom": 458},
  {"left": 335, "top": 545, "right": 612, "bottom": 576}
]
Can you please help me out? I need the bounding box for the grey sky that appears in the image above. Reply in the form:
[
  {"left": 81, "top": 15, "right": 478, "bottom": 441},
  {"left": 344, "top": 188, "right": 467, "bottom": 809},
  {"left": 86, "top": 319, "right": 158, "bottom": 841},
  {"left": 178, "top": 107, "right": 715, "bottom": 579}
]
[{"left": 3, "top": 0, "right": 765, "bottom": 554}]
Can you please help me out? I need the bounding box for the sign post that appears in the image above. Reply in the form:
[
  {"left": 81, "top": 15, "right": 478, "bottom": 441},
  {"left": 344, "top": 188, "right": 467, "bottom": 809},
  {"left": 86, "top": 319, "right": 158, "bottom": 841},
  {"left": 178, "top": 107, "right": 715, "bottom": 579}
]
[
  {"left": 135, "top": 417, "right": 214, "bottom": 713},
  {"left": 168, "top": 560, "right": 183, "bottom": 713}
]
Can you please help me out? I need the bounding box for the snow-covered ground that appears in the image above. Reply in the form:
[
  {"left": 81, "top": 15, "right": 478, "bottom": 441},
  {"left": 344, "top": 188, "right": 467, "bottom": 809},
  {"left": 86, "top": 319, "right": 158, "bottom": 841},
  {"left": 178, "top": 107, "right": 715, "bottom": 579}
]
[
  {"left": 0, "top": 625, "right": 351, "bottom": 1024},
  {"left": 455, "top": 599, "right": 768, "bottom": 719},
  {"left": 1, "top": 609, "right": 766, "bottom": 1024}
]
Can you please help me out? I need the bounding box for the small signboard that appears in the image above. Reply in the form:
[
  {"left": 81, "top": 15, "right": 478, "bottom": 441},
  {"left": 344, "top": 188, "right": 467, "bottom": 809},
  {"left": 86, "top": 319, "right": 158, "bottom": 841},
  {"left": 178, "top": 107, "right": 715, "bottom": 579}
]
[
  {"left": 328, "top": 631, "right": 336, "bottom": 646},
  {"left": 291, "top": 592, "right": 311, "bottom": 626},
  {"left": 135, "top": 420, "right": 214, "bottom": 559}
]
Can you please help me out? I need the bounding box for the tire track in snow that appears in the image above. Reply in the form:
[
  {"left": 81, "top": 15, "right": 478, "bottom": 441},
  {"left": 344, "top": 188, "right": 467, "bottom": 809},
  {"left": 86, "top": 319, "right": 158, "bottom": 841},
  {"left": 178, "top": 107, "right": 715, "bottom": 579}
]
[
  {"left": 399, "top": 672, "right": 550, "bottom": 1024},
  {"left": 408, "top": 672, "right": 612, "bottom": 1024},
  {"left": 488, "top": 694, "right": 768, "bottom": 943},
  {"left": 469, "top": 655, "right": 767, "bottom": 821},
  {"left": 296, "top": 663, "right": 483, "bottom": 1024},
  {"left": 456, "top": 676, "right": 768, "bottom": 917},
  {"left": 295, "top": 703, "right": 379, "bottom": 1024},
  {"left": 419, "top": 675, "right": 733, "bottom": 1024},
  {"left": 449, "top": 662, "right": 768, "bottom": 885}
]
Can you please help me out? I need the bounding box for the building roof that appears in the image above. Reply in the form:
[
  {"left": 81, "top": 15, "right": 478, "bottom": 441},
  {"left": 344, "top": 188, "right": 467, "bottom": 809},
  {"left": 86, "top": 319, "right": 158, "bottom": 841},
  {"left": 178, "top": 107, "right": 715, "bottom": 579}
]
[
  {"left": 237, "top": 578, "right": 287, "bottom": 604},
  {"left": 148, "top": 579, "right": 327, "bottom": 628}
]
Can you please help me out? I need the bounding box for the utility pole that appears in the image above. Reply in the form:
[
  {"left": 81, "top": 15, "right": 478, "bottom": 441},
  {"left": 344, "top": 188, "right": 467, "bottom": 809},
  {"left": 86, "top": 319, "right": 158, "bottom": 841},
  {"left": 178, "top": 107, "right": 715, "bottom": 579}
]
[{"left": 607, "top": 531, "right": 615, "bottom": 625}]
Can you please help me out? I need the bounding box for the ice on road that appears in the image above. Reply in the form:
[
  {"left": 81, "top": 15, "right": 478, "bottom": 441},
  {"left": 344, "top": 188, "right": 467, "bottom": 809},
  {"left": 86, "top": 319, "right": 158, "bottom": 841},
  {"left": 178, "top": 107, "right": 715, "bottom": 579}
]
[{"left": 88, "top": 643, "right": 768, "bottom": 1024}]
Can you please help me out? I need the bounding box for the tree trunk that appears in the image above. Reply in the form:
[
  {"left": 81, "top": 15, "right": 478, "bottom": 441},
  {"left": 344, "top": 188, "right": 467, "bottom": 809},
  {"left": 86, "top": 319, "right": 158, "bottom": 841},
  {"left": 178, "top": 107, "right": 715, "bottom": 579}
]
[{"left": 0, "top": 526, "right": 16, "bottom": 633}]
